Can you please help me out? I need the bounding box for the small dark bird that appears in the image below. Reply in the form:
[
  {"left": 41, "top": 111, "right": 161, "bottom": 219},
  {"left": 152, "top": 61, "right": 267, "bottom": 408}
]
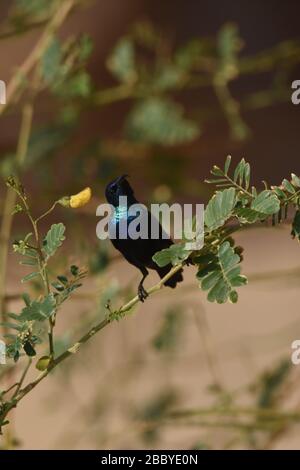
[{"left": 105, "top": 175, "right": 183, "bottom": 301}]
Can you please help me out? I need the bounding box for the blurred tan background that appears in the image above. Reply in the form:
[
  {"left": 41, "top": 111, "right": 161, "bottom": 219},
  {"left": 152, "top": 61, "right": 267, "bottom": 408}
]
[{"left": 0, "top": 0, "right": 300, "bottom": 450}]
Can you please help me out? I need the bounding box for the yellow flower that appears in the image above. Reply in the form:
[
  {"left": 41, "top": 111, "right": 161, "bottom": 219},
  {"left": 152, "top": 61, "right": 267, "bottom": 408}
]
[{"left": 70, "top": 187, "right": 92, "bottom": 208}]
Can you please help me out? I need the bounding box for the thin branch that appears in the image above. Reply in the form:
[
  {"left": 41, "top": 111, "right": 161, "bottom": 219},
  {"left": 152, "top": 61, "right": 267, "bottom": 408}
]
[
  {"left": 167, "top": 406, "right": 300, "bottom": 422},
  {"left": 35, "top": 201, "right": 59, "bottom": 224},
  {"left": 12, "top": 358, "right": 32, "bottom": 399},
  {"left": 0, "top": 263, "right": 183, "bottom": 430},
  {"left": 16, "top": 191, "right": 54, "bottom": 358},
  {"left": 1, "top": 383, "right": 19, "bottom": 397},
  {"left": 92, "top": 84, "right": 138, "bottom": 107}
]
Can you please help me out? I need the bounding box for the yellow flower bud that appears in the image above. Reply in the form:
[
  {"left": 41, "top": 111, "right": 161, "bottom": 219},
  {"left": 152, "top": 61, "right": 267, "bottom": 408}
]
[
  {"left": 36, "top": 356, "right": 51, "bottom": 371},
  {"left": 70, "top": 187, "right": 92, "bottom": 208}
]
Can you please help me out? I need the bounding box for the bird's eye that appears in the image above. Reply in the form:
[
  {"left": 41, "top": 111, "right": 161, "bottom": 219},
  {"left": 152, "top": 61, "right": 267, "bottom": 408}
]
[{"left": 110, "top": 184, "right": 117, "bottom": 192}]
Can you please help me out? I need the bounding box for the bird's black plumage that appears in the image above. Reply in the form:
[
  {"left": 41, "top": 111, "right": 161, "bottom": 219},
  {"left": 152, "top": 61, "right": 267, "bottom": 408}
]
[{"left": 105, "top": 175, "right": 183, "bottom": 301}]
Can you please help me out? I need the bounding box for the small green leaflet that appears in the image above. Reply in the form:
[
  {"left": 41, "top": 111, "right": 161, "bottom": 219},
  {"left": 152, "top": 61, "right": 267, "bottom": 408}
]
[
  {"left": 231, "top": 158, "right": 251, "bottom": 189},
  {"left": 20, "top": 258, "right": 38, "bottom": 266},
  {"left": 235, "top": 207, "right": 262, "bottom": 223},
  {"left": 251, "top": 189, "right": 280, "bottom": 215},
  {"left": 224, "top": 155, "right": 231, "bottom": 174},
  {"left": 19, "top": 294, "right": 56, "bottom": 322},
  {"left": 282, "top": 179, "right": 295, "bottom": 194},
  {"left": 291, "top": 173, "right": 300, "bottom": 188},
  {"left": 43, "top": 223, "right": 66, "bottom": 258},
  {"left": 236, "top": 190, "right": 280, "bottom": 223},
  {"left": 205, "top": 187, "right": 236, "bottom": 231},
  {"left": 125, "top": 97, "right": 200, "bottom": 145},
  {"left": 251, "top": 190, "right": 280, "bottom": 215},
  {"left": 197, "top": 241, "right": 247, "bottom": 304},
  {"left": 153, "top": 243, "right": 191, "bottom": 267},
  {"left": 21, "top": 272, "right": 40, "bottom": 283}
]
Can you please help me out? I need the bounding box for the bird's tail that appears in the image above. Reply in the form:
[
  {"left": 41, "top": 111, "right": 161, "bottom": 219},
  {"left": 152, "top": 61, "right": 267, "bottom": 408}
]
[{"left": 157, "top": 264, "right": 183, "bottom": 288}]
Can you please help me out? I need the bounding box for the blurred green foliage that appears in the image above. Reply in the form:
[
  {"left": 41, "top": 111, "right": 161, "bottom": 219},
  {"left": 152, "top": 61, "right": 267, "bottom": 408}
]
[
  {"left": 1, "top": 0, "right": 300, "bottom": 450},
  {"left": 152, "top": 308, "right": 183, "bottom": 352}
]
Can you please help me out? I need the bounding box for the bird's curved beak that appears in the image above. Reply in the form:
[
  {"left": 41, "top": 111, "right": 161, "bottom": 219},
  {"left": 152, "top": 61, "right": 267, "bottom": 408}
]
[{"left": 116, "top": 174, "right": 129, "bottom": 184}]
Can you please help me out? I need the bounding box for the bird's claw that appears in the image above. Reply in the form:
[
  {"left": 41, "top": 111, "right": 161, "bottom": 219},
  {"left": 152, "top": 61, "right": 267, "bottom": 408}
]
[{"left": 138, "top": 284, "right": 148, "bottom": 302}]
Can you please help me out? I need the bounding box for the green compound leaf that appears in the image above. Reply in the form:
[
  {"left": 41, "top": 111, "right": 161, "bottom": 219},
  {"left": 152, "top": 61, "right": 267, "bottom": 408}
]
[
  {"left": 152, "top": 309, "right": 182, "bottom": 352},
  {"left": 15, "top": 0, "right": 53, "bottom": 16},
  {"left": 19, "top": 294, "right": 56, "bottom": 322},
  {"left": 224, "top": 155, "right": 232, "bottom": 174},
  {"left": 235, "top": 190, "right": 280, "bottom": 223},
  {"left": 43, "top": 223, "right": 66, "bottom": 258},
  {"left": 205, "top": 187, "right": 236, "bottom": 231},
  {"left": 197, "top": 241, "right": 247, "bottom": 304},
  {"left": 206, "top": 157, "right": 252, "bottom": 192},
  {"left": 257, "top": 359, "right": 292, "bottom": 408},
  {"left": 41, "top": 37, "right": 63, "bottom": 85},
  {"left": 153, "top": 243, "right": 191, "bottom": 267},
  {"left": 251, "top": 190, "right": 280, "bottom": 215},
  {"left": 125, "top": 97, "right": 200, "bottom": 145}
]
